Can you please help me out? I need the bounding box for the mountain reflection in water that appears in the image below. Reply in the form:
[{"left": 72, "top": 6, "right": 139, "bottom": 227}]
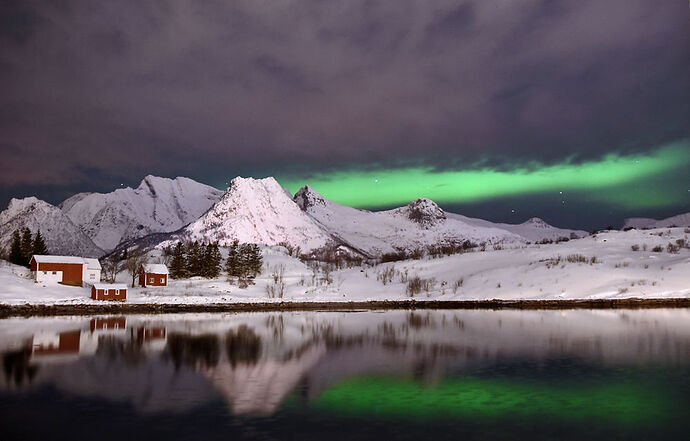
[{"left": 1, "top": 309, "right": 689, "bottom": 440}]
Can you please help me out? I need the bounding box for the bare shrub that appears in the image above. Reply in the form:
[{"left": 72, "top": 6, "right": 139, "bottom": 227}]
[
  {"left": 666, "top": 243, "right": 680, "bottom": 253},
  {"left": 652, "top": 245, "right": 664, "bottom": 252},
  {"left": 631, "top": 244, "right": 640, "bottom": 252},
  {"left": 406, "top": 276, "right": 435, "bottom": 297},
  {"left": 566, "top": 254, "right": 588, "bottom": 263},
  {"left": 266, "top": 265, "right": 286, "bottom": 298},
  {"left": 452, "top": 278, "right": 464, "bottom": 294},
  {"left": 377, "top": 265, "right": 396, "bottom": 285}
]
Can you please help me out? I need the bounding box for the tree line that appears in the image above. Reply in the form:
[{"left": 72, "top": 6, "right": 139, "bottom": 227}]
[
  {"left": 8, "top": 228, "right": 49, "bottom": 267},
  {"left": 167, "top": 239, "right": 262, "bottom": 286}
]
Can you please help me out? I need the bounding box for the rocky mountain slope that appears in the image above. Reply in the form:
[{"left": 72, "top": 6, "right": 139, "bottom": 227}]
[
  {"left": 0, "top": 197, "right": 103, "bottom": 257},
  {"left": 61, "top": 175, "right": 224, "bottom": 251}
]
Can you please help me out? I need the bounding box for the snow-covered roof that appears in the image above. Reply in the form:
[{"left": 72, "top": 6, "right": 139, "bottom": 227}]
[
  {"left": 83, "top": 258, "right": 101, "bottom": 270},
  {"left": 143, "top": 263, "right": 169, "bottom": 275},
  {"left": 31, "top": 255, "right": 102, "bottom": 269},
  {"left": 93, "top": 283, "right": 127, "bottom": 290},
  {"left": 32, "top": 255, "right": 89, "bottom": 265}
]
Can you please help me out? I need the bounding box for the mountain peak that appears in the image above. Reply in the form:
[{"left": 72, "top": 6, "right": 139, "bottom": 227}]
[
  {"left": 406, "top": 198, "right": 446, "bottom": 228},
  {"left": 181, "top": 177, "right": 331, "bottom": 250},
  {"left": 293, "top": 185, "right": 327, "bottom": 211},
  {"left": 61, "top": 176, "right": 224, "bottom": 251},
  {"left": 0, "top": 196, "right": 103, "bottom": 257},
  {"left": 522, "top": 217, "right": 550, "bottom": 228},
  {"left": 7, "top": 196, "right": 43, "bottom": 210}
]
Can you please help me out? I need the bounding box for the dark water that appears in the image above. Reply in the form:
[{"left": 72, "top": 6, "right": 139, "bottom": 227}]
[{"left": 1, "top": 309, "right": 689, "bottom": 440}]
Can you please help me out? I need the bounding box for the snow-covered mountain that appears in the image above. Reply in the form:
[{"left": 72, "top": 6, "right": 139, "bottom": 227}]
[
  {"left": 178, "top": 177, "right": 333, "bottom": 251},
  {"left": 61, "top": 175, "right": 224, "bottom": 251},
  {"left": 294, "top": 186, "right": 524, "bottom": 256},
  {"left": 446, "top": 214, "right": 589, "bottom": 242},
  {"left": 0, "top": 197, "right": 103, "bottom": 257},
  {"left": 623, "top": 212, "right": 690, "bottom": 229}
]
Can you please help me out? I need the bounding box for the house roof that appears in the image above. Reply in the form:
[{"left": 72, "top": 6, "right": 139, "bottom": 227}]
[
  {"left": 143, "top": 263, "right": 169, "bottom": 275},
  {"left": 31, "top": 255, "right": 102, "bottom": 269},
  {"left": 83, "top": 258, "right": 101, "bottom": 270},
  {"left": 93, "top": 283, "right": 127, "bottom": 290},
  {"left": 32, "top": 255, "right": 87, "bottom": 264}
]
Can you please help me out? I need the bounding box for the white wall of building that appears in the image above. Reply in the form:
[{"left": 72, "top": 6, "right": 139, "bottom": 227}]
[{"left": 34, "top": 270, "right": 63, "bottom": 284}]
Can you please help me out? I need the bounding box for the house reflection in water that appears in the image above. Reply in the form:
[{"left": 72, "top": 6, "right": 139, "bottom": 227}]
[{"left": 31, "top": 330, "right": 82, "bottom": 359}]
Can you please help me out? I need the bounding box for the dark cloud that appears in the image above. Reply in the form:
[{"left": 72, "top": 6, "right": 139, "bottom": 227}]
[{"left": 0, "top": 0, "right": 688, "bottom": 216}]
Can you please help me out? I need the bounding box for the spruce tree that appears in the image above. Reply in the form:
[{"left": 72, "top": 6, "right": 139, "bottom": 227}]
[
  {"left": 169, "top": 242, "right": 186, "bottom": 279},
  {"left": 225, "top": 239, "right": 240, "bottom": 278},
  {"left": 186, "top": 241, "right": 202, "bottom": 277},
  {"left": 248, "top": 244, "right": 263, "bottom": 277},
  {"left": 207, "top": 242, "right": 222, "bottom": 278},
  {"left": 238, "top": 243, "right": 252, "bottom": 279},
  {"left": 8, "top": 230, "right": 23, "bottom": 266},
  {"left": 32, "top": 230, "right": 49, "bottom": 256},
  {"left": 20, "top": 227, "right": 33, "bottom": 266}
]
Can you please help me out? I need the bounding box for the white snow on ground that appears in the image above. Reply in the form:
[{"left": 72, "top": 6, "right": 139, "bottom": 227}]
[
  {"left": 60, "top": 175, "right": 224, "bottom": 251},
  {"left": 1, "top": 227, "right": 688, "bottom": 305}
]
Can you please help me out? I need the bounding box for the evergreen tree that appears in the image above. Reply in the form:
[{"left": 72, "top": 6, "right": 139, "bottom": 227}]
[
  {"left": 207, "top": 242, "right": 222, "bottom": 278},
  {"left": 225, "top": 239, "right": 240, "bottom": 278},
  {"left": 20, "top": 227, "right": 33, "bottom": 266},
  {"left": 238, "top": 243, "right": 252, "bottom": 279},
  {"left": 169, "top": 242, "right": 186, "bottom": 279},
  {"left": 186, "top": 241, "right": 203, "bottom": 277},
  {"left": 247, "top": 244, "right": 263, "bottom": 277},
  {"left": 32, "top": 230, "right": 48, "bottom": 256},
  {"left": 8, "top": 230, "right": 23, "bottom": 266}
]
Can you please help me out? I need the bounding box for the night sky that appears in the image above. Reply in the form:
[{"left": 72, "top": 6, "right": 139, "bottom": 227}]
[{"left": 1, "top": 0, "right": 688, "bottom": 230}]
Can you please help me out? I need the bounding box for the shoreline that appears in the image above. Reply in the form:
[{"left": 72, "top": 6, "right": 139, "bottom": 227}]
[{"left": 1, "top": 297, "right": 689, "bottom": 318}]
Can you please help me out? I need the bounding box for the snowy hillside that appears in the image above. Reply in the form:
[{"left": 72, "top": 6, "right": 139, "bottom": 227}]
[
  {"left": 178, "top": 177, "right": 333, "bottom": 251},
  {"left": 0, "top": 197, "right": 103, "bottom": 258},
  {"left": 61, "top": 175, "right": 224, "bottom": 251},
  {"left": 446, "top": 214, "right": 588, "bottom": 242},
  {"left": 1, "top": 227, "right": 688, "bottom": 305},
  {"left": 623, "top": 212, "right": 690, "bottom": 229},
  {"left": 294, "top": 186, "right": 522, "bottom": 256}
]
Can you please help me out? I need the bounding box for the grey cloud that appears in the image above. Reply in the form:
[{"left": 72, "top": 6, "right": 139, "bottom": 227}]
[{"left": 0, "top": 0, "right": 687, "bottom": 194}]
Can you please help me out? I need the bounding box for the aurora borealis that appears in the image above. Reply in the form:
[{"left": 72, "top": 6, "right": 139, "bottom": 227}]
[
  {"left": 1, "top": 1, "right": 688, "bottom": 228},
  {"left": 310, "top": 376, "right": 670, "bottom": 424},
  {"left": 279, "top": 141, "right": 689, "bottom": 210}
]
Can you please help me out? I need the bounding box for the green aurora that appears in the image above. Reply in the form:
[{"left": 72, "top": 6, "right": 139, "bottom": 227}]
[
  {"left": 278, "top": 140, "right": 689, "bottom": 210},
  {"left": 309, "top": 376, "right": 670, "bottom": 424}
]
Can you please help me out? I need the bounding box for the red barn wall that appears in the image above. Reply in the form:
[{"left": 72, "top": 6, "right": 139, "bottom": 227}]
[{"left": 36, "top": 262, "right": 83, "bottom": 284}]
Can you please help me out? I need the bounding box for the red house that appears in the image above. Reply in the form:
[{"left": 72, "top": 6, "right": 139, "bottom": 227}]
[
  {"left": 30, "top": 255, "right": 101, "bottom": 286},
  {"left": 91, "top": 283, "right": 127, "bottom": 301},
  {"left": 139, "top": 263, "right": 168, "bottom": 287},
  {"left": 90, "top": 317, "right": 127, "bottom": 332}
]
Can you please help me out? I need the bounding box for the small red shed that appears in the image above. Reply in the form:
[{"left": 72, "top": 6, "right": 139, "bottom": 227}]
[
  {"left": 91, "top": 283, "right": 127, "bottom": 301},
  {"left": 139, "top": 263, "right": 169, "bottom": 287}
]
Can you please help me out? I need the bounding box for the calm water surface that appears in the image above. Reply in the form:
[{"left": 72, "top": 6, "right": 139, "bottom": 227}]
[{"left": 1, "top": 309, "right": 689, "bottom": 440}]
